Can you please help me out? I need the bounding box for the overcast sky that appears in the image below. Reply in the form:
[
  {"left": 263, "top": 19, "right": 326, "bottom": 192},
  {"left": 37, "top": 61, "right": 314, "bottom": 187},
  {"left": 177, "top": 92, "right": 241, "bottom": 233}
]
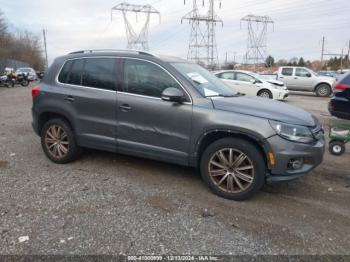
[{"left": 1, "top": 0, "right": 349, "bottom": 65}]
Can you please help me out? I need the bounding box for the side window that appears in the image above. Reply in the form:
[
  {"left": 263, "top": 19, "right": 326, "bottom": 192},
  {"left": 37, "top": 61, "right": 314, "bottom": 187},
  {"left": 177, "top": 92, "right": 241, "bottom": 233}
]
[
  {"left": 295, "top": 68, "right": 310, "bottom": 77},
  {"left": 82, "top": 58, "right": 117, "bottom": 90},
  {"left": 218, "top": 72, "right": 234, "bottom": 80},
  {"left": 281, "top": 68, "right": 293, "bottom": 76},
  {"left": 122, "top": 59, "right": 182, "bottom": 98},
  {"left": 67, "top": 59, "right": 84, "bottom": 85},
  {"left": 235, "top": 72, "right": 254, "bottom": 82},
  {"left": 58, "top": 60, "right": 73, "bottom": 83}
]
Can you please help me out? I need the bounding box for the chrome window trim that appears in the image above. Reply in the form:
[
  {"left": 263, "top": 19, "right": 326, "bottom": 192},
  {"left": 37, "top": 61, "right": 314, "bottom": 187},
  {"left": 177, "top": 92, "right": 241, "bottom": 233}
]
[{"left": 55, "top": 56, "right": 193, "bottom": 104}]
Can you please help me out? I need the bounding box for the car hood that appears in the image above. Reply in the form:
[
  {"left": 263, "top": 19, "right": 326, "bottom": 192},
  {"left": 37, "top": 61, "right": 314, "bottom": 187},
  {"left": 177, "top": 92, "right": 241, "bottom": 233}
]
[
  {"left": 266, "top": 79, "right": 285, "bottom": 87},
  {"left": 211, "top": 96, "right": 316, "bottom": 126}
]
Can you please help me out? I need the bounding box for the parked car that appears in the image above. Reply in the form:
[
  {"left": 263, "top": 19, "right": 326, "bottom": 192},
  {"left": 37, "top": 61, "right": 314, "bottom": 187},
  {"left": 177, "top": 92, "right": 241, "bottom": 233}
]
[
  {"left": 16, "top": 67, "right": 37, "bottom": 81},
  {"left": 276, "top": 66, "right": 336, "bottom": 97},
  {"left": 215, "top": 70, "right": 289, "bottom": 100},
  {"left": 328, "top": 72, "right": 350, "bottom": 120},
  {"left": 32, "top": 50, "right": 325, "bottom": 201},
  {"left": 317, "top": 70, "right": 338, "bottom": 79}
]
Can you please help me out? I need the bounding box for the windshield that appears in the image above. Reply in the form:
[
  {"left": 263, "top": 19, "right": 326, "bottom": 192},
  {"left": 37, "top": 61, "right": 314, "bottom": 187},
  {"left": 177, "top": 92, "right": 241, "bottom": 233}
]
[{"left": 171, "top": 62, "right": 238, "bottom": 97}]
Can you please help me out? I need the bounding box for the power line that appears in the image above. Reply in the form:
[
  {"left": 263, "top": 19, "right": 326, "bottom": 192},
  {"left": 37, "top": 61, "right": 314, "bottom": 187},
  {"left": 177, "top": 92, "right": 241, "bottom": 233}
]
[
  {"left": 240, "top": 14, "right": 274, "bottom": 66},
  {"left": 111, "top": 2, "right": 161, "bottom": 51},
  {"left": 181, "top": 0, "right": 223, "bottom": 68}
]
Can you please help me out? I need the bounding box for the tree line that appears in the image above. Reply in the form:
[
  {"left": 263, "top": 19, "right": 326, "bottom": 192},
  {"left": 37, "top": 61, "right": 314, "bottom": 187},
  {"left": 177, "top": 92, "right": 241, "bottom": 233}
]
[
  {"left": 0, "top": 10, "right": 45, "bottom": 70},
  {"left": 265, "top": 55, "right": 350, "bottom": 70}
]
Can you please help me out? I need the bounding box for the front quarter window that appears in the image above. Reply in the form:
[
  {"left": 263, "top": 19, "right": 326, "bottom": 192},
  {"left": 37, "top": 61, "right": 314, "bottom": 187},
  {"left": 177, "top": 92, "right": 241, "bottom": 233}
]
[{"left": 171, "top": 62, "right": 237, "bottom": 97}]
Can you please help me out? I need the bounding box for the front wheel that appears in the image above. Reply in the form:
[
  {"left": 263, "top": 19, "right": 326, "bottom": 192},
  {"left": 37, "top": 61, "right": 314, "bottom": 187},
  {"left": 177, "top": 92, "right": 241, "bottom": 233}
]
[
  {"left": 329, "top": 140, "right": 345, "bottom": 156},
  {"left": 21, "top": 80, "right": 29, "bottom": 87},
  {"left": 257, "top": 89, "right": 273, "bottom": 99},
  {"left": 200, "top": 138, "right": 266, "bottom": 201},
  {"left": 315, "top": 84, "right": 331, "bottom": 97}
]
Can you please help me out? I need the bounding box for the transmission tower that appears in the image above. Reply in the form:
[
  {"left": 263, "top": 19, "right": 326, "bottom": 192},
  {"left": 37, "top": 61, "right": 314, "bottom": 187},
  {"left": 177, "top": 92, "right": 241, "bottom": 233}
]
[
  {"left": 111, "top": 2, "right": 161, "bottom": 51},
  {"left": 181, "top": 0, "right": 223, "bottom": 68},
  {"left": 240, "top": 14, "right": 274, "bottom": 66}
]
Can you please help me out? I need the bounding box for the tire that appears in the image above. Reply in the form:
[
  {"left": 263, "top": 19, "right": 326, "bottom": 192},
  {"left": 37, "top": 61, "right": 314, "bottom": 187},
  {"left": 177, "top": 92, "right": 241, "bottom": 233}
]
[
  {"left": 257, "top": 89, "right": 273, "bottom": 99},
  {"left": 329, "top": 140, "right": 345, "bottom": 156},
  {"left": 315, "top": 84, "right": 331, "bottom": 97},
  {"left": 200, "top": 138, "right": 266, "bottom": 201},
  {"left": 40, "top": 118, "right": 81, "bottom": 164},
  {"left": 21, "top": 80, "right": 29, "bottom": 87}
]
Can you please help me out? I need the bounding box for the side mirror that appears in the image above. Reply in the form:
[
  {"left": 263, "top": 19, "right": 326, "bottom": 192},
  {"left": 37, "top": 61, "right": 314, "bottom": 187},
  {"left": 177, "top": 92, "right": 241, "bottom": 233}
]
[
  {"left": 161, "top": 87, "right": 185, "bottom": 103},
  {"left": 306, "top": 73, "right": 312, "bottom": 77},
  {"left": 250, "top": 79, "right": 258, "bottom": 84}
]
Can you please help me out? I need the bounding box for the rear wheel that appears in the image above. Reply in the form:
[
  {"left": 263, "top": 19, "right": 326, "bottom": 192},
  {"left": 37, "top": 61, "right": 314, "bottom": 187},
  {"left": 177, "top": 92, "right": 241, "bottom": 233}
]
[
  {"left": 21, "top": 80, "right": 29, "bottom": 87},
  {"left": 257, "top": 89, "right": 273, "bottom": 99},
  {"left": 315, "top": 84, "right": 331, "bottom": 97},
  {"left": 329, "top": 140, "right": 345, "bottom": 156},
  {"left": 200, "top": 138, "right": 266, "bottom": 201},
  {"left": 41, "top": 118, "right": 81, "bottom": 163}
]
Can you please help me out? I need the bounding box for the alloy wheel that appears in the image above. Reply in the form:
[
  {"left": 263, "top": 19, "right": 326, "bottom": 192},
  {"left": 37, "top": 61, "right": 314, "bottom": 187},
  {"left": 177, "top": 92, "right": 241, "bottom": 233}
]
[
  {"left": 259, "top": 91, "right": 271, "bottom": 98},
  {"left": 44, "top": 125, "right": 69, "bottom": 159},
  {"left": 208, "top": 148, "right": 255, "bottom": 193}
]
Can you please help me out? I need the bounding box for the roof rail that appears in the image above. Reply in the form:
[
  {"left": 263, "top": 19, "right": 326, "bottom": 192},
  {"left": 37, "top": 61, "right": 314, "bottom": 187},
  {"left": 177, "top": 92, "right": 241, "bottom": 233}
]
[{"left": 68, "top": 49, "right": 155, "bottom": 57}]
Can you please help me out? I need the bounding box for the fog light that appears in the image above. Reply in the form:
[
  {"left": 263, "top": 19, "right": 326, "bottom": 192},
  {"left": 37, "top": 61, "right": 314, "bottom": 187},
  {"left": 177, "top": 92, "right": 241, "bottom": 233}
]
[{"left": 288, "top": 158, "right": 304, "bottom": 170}]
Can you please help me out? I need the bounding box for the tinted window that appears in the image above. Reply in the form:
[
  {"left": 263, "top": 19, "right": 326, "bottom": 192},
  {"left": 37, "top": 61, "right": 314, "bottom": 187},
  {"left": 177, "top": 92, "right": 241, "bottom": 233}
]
[
  {"left": 235, "top": 72, "right": 254, "bottom": 82},
  {"left": 82, "top": 58, "right": 117, "bottom": 90},
  {"left": 217, "top": 72, "right": 234, "bottom": 80},
  {"left": 340, "top": 72, "right": 350, "bottom": 84},
  {"left": 281, "top": 68, "right": 293, "bottom": 76},
  {"left": 67, "top": 59, "right": 84, "bottom": 85},
  {"left": 295, "top": 68, "right": 310, "bottom": 77},
  {"left": 122, "top": 59, "right": 182, "bottom": 98},
  {"left": 58, "top": 60, "right": 73, "bottom": 83}
]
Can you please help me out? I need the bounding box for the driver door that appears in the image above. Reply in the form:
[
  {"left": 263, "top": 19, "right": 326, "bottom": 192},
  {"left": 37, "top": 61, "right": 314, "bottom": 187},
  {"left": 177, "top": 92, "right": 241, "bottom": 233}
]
[{"left": 116, "top": 58, "right": 193, "bottom": 165}]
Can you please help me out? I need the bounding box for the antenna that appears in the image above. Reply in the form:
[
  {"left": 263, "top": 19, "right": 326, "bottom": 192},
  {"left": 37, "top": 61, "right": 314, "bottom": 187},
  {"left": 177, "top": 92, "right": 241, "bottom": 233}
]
[
  {"left": 111, "top": 2, "right": 161, "bottom": 51},
  {"left": 182, "top": 0, "right": 223, "bottom": 69},
  {"left": 241, "top": 14, "right": 274, "bottom": 67}
]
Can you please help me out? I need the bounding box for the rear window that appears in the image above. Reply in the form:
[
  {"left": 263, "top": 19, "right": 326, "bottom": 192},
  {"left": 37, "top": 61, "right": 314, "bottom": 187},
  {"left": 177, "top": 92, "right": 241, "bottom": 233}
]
[
  {"left": 82, "top": 58, "right": 117, "bottom": 91},
  {"left": 58, "top": 58, "right": 117, "bottom": 90},
  {"left": 281, "top": 68, "right": 293, "bottom": 76}
]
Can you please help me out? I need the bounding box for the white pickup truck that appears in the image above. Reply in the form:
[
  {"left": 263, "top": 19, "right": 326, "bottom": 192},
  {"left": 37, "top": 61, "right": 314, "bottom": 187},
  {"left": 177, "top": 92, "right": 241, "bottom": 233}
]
[{"left": 276, "top": 66, "right": 336, "bottom": 97}]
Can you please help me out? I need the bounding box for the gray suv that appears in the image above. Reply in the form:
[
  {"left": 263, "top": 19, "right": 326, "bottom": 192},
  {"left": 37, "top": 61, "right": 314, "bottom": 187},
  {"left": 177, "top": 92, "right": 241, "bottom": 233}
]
[{"left": 32, "top": 50, "right": 325, "bottom": 200}]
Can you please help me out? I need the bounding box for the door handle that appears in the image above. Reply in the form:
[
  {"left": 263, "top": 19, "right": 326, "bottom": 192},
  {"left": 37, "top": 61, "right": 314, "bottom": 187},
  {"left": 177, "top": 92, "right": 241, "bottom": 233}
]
[
  {"left": 294, "top": 77, "right": 298, "bottom": 79},
  {"left": 119, "top": 104, "right": 131, "bottom": 112},
  {"left": 64, "top": 95, "right": 75, "bottom": 102},
  {"left": 279, "top": 77, "right": 284, "bottom": 79}
]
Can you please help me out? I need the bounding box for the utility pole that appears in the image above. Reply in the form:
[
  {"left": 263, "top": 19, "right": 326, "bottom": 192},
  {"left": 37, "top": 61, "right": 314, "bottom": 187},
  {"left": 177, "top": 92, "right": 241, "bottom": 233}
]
[
  {"left": 340, "top": 49, "right": 344, "bottom": 73},
  {"left": 320, "top": 36, "right": 325, "bottom": 68},
  {"left": 111, "top": 2, "right": 161, "bottom": 51},
  {"left": 182, "top": 0, "right": 223, "bottom": 69},
  {"left": 42, "top": 29, "right": 48, "bottom": 69},
  {"left": 241, "top": 15, "right": 274, "bottom": 68}
]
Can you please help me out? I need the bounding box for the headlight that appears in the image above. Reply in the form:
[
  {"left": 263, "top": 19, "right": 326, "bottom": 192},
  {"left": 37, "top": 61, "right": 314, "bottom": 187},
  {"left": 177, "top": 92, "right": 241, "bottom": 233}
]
[{"left": 269, "top": 120, "right": 315, "bottom": 144}]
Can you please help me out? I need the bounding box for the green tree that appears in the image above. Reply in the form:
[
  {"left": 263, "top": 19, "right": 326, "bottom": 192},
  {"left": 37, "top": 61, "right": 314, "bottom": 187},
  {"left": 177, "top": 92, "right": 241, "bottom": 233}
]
[
  {"left": 298, "top": 57, "right": 305, "bottom": 66},
  {"left": 265, "top": 55, "right": 275, "bottom": 68}
]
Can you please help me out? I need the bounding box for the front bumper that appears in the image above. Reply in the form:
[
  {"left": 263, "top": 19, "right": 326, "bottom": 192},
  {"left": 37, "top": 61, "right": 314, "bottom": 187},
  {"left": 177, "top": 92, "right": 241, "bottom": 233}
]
[
  {"left": 273, "top": 89, "right": 289, "bottom": 100},
  {"left": 266, "top": 135, "right": 325, "bottom": 184}
]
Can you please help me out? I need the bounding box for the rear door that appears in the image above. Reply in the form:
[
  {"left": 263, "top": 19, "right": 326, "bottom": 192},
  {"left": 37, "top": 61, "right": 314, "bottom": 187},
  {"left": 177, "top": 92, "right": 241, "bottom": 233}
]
[
  {"left": 279, "top": 68, "right": 296, "bottom": 89},
  {"left": 216, "top": 71, "right": 243, "bottom": 93},
  {"left": 233, "top": 72, "right": 258, "bottom": 96},
  {"left": 57, "top": 57, "right": 118, "bottom": 152},
  {"left": 116, "top": 58, "right": 193, "bottom": 165}
]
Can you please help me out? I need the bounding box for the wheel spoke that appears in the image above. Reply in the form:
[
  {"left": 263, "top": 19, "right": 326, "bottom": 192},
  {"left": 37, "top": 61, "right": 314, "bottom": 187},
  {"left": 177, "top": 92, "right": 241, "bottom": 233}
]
[
  {"left": 228, "top": 149, "right": 233, "bottom": 165},
  {"left": 59, "top": 144, "right": 68, "bottom": 154},
  {"left": 45, "top": 138, "right": 56, "bottom": 144},
  {"left": 46, "top": 130, "right": 55, "bottom": 139},
  {"left": 235, "top": 170, "right": 253, "bottom": 183},
  {"left": 216, "top": 150, "right": 229, "bottom": 166},
  {"left": 210, "top": 160, "right": 227, "bottom": 169},
  {"left": 233, "top": 174, "right": 244, "bottom": 190},
  {"left": 232, "top": 153, "right": 246, "bottom": 168},
  {"left": 236, "top": 165, "right": 253, "bottom": 171},
  {"left": 227, "top": 175, "right": 234, "bottom": 192},
  {"left": 217, "top": 173, "right": 229, "bottom": 186}
]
